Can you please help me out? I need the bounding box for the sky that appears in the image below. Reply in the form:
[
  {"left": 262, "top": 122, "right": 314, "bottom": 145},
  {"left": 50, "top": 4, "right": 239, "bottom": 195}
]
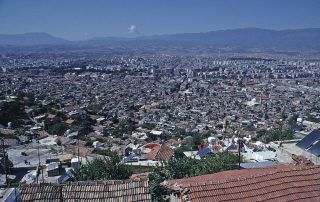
[{"left": 0, "top": 0, "right": 319, "bottom": 40}]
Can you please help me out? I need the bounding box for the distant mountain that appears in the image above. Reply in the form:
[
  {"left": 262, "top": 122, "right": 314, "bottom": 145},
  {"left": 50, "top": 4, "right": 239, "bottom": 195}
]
[
  {"left": 1, "top": 28, "right": 320, "bottom": 52},
  {"left": 0, "top": 32, "right": 68, "bottom": 46},
  {"left": 139, "top": 28, "right": 320, "bottom": 51}
]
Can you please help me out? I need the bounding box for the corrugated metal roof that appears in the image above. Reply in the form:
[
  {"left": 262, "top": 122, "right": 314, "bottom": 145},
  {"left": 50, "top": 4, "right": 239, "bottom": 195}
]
[
  {"left": 240, "top": 161, "right": 282, "bottom": 169},
  {"left": 197, "top": 147, "right": 211, "bottom": 158},
  {"left": 296, "top": 129, "right": 320, "bottom": 149},
  {"left": 309, "top": 140, "right": 320, "bottom": 156}
]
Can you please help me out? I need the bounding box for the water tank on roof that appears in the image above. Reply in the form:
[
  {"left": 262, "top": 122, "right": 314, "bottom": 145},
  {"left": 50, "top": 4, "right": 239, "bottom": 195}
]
[
  {"left": 71, "top": 158, "right": 81, "bottom": 169},
  {"left": 65, "top": 129, "right": 70, "bottom": 135},
  {"left": 208, "top": 137, "right": 216, "bottom": 145},
  {"left": 133, "top": 148, "right": 141, "bottom": 155}
]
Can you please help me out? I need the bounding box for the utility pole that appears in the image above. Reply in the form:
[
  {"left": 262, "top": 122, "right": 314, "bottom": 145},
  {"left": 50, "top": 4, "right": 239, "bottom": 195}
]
[
  {"left": 37, "top": 141, "right": 40, "bottom": 184},
  {"left": 75, "top": 127, "right": 81, "bottom": 167},
  {"left": 238, "top": 139, "right": 242, "bottom": 169},
  {"left": 37, "top": 141, "right": 44, "bottom": 183},
  {"left": 76, "top": 98, "right": 80, "bottom": 165},
  {"left": 1, "top": 138, "right": 8, "bottom": 186},
  {"left": 77, "top": 133, "right": 80, "bottom": 163},
  {"left": 237, "top": 123, "right": 242, "bottom": 170},
  {"left": 37, "top": 141, "right": 41, "bottom": 169}
]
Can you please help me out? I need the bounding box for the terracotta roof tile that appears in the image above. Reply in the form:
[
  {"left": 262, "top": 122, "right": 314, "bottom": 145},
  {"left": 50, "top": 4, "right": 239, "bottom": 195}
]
[
  {"left": 36, "top": 130, "right": 49, "bottom": 137},
  {"left": 164, "top": 165, "right": 320, "bottom": 202},
  {"left": 155, "top": 144, "right": 174, "bottom": 161},
  {"left": 65, "top": 119, "right": 74, "bottom": 125},
  {"left": 47, "top": 114, "right": 56, "bottom": 119},
  {"left": 142, "top": 143, "right": 161, "bottom": 160},
  {"left": 141, "top": 143, "right": 174, "bottom": 161},
  {"left": 20, "top": 179, "right": 151, "bottom": 202}
]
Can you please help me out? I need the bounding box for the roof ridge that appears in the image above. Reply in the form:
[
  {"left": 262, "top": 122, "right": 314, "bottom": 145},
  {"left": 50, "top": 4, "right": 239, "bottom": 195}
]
[
  {"left": 186, "top": 175, "right": 320, "bottom": 197},
  {"left": 20, "top": 178, "right": 149, "bottom": 188},
  {"left": 180, "top": 165, "right": 320, "bottom": 188},
  {"left": 186, "top": 182, "right": 320, "bottom": 201},
  {"left": 20, "top": 179, "right": 151, "bottom": 201}
]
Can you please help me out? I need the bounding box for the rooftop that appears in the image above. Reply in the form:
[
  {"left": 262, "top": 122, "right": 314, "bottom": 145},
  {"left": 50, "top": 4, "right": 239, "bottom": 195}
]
[
  {"left": 163, "top": 164, "right": 320, "bottom": 202},
  {"left": 19, "top": 178, "right": 151, "bottom": 202}
]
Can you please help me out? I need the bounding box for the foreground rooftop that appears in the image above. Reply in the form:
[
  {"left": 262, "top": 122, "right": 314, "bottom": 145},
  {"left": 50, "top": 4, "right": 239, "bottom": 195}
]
[
  {"left": 19, "top": 178, "right": 151, "bottom": 202},
  {"left": 163, "top": 164, "right": 320, "bottom": 202}
]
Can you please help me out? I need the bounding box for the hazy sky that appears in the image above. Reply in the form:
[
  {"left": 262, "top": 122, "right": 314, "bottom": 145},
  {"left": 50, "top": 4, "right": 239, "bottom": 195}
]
[{"left": 0, "top": 0, "right": 319, "bottom": 40}]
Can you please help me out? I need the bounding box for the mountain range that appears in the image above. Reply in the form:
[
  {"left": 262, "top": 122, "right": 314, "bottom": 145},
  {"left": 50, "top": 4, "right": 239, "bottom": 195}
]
[
  {"left": 0, "top": 32, "right": 67, "bottom": 46},
  {"left": 0, "top": 28, "right": 320, "bottom": 52}
]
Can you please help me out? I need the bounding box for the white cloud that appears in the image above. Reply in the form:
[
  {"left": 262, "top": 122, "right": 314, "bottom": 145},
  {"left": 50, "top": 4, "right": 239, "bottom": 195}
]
[{"left": 128, "top": 25, "right": 139, "bottom": 34}]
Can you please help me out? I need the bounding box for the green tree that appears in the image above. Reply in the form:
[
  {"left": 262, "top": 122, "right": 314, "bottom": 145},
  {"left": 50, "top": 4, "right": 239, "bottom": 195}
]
[
  {"left": 1, "top": 156, "right": 13, "bottom": 174},
  {"left": 257, "top": 127, "right": 294, "bottom": 143},
  {"left": 243, "top": 124, "right": 255, "bottom": 131},
  {"left": 148, "top": 166, "right": 169, "bottom": 202},
  {"left": 173, "top": 148, "right": 185, "bottom": 159},
  {"left": 140, "top": 123, "right": 155, "bottom": 130},
  {"left": 72, "top": 152, "right": 132, "bottom": 181},
  {"left": 104, "top": 121, "right": 136, "bottom": 138},
  {"left": 288, "top": 114, "right": 298, "bottom": 127},
  {"left": 0, "top": 100, "right": 28, "bottom": 126},
  {"left": 149, "top": 152, "right": 239, "bottom": 200},
  {"left": 47, "top": 122, "right": 68, "bottom": 136},
  {"left": 171, "top": 128, "right": 186, "bottom": 139}
]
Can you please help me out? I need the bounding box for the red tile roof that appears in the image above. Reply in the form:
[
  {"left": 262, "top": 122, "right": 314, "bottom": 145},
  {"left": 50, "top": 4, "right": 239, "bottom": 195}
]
[
  {"left": 65, "top": 119, "right": 74, "bottom": 125},
  {"left": 35, "top": 130, "right": 49, "bottom": 138},
  {"left": 155, "top": 144, "right": 174, "bottom": 161},
  {"left": 142, "top": 143, "right": 174, "bottom": 161},
  {"left": 163, "top": 165, "right": 320, "bottom": 202},
  {"left": 47, "top": 114, "right": 56, "bottom": 119},
  {"left": 142, "top": 143, "right": 161, "bottom": 160}
]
